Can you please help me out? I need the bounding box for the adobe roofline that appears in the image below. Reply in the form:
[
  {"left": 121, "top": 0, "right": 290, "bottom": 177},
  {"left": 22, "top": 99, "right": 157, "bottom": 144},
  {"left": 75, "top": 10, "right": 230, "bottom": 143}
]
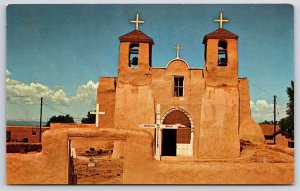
[{"left": 151, "top": 67, "right": 203, "bottom": 70}]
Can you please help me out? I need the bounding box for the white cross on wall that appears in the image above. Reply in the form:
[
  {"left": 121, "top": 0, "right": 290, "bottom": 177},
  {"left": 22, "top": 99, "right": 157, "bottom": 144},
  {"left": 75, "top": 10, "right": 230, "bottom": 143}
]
[
  {"left": 130, "top": 13, "right": 144, "bottom": 30},
  {"left": 214, "top": 12, "right": 229, "bottom": 29},
  {"left": 90, "top": 104, "right": 105, "bottom": 128}
]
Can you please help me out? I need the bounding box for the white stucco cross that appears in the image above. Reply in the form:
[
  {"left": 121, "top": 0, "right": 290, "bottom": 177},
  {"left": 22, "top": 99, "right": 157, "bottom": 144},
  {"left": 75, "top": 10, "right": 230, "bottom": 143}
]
[
  {"left": 173, "top": 43, "right": 183, "bottom": 59},
  {"left": 130, "top": 13, "right": 144, "bottom": 30},
  {"left": 214, "top": 12, "right": 229, "bottom": 29},
  {"left": 90, "top": 104, "right": 105, "bottom": 128}
]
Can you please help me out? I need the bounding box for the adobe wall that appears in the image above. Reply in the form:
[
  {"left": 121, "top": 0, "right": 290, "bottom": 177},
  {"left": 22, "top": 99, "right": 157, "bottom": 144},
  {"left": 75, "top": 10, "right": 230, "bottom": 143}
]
[
  {"left": 7, "top": 128, "right": 69, "bottom": 184},
  {"left": 6, "top": 126, "right": 49, "bottom": 143},
  {"left": 114, "top": 83, "right": 155, "bottom": 130},
  {"left": 7, "top": 126, "right": 293, "bottom": 184},
  {"left": 50, "top": 123, "right": 94, "bottom": 128},
  {"left": 6, "top": 127, "right": 155, "bottom": 184},
  {"left": 151, "top": 60, "right": 205, "bottom": 105},
  {"left": 7, "top": 143, "right": 42, "bottom": 153},
  {"left": 238, "top": 78, "right": 265, "bottom": 144},
  {"left": 97, "top": 77, "right": 116, "bottom": 128},
  {"left": 275, "top": 134, "right": 289, "bottom": 147},
  {"left": 199, "top": 86, "right": 240, "bottom": 158},
  {"left": 151, "top": 60, "right": 205, "bottom": 158}
]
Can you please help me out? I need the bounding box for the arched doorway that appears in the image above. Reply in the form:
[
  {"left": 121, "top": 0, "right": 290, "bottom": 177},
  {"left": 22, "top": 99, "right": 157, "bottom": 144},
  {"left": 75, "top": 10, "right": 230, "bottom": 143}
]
[{"left": 161, "top": 109, "right": 193, "bottom": 157}]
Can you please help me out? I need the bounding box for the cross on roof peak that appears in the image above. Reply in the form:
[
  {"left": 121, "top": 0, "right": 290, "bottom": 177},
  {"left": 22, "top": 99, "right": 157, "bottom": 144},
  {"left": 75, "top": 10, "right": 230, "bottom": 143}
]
[
  {"left": 173, "top": 43, "right": 183, "bottom": 59},
  {"left": 214, "top": 12, "right": 229, "bottom": 29},
  {"left": 130, "top": 13, "right": 144, "bottom": 30}
]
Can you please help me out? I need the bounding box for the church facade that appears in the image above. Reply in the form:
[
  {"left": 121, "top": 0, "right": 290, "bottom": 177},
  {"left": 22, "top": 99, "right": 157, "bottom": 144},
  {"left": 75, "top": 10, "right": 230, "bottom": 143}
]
[{"left": 96, "top": 13, "right": 265, "bottom": 159}]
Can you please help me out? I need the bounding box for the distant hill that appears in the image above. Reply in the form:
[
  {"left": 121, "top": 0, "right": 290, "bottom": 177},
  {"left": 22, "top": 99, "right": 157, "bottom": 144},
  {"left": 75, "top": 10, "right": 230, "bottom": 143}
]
[{"left": 6, "top": 120, "right": 47, "bottom": 126}]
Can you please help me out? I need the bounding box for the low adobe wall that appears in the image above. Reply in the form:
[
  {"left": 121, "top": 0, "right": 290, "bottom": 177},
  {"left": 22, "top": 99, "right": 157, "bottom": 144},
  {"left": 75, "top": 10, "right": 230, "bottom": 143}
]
[
  {"left": 6, "top": 126, "right": 294, "bottom": 184},
  {"left": 6, "top": 127, "right": 155, "bottom": 184},
  {"left": 6, "top": 143, "right": 42, "bottom": 153},
  {"left": 238, "top": 78, "right": 265, "bottom": 144}
]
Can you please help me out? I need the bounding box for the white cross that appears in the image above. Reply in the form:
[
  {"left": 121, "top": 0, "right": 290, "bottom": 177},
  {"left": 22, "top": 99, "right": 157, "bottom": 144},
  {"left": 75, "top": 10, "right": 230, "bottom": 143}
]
[
  {"left": 214, "top": 12, "right": 229, "bottom": 29},
  {"left": 90, "top": 104, "right": 105, "bottom": 128},
  {"left": 173, "top": 43, "right": 183, "bottom": 59},
  {"left": 130, "top": 13, "right": 144, "bottom": 30}
]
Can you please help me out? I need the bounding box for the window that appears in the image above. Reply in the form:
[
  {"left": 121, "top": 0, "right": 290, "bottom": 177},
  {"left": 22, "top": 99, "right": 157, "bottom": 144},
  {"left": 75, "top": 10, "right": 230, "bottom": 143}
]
[
  {"left": 174, "top": 76, "right": 184, "bottom": 97},
  {"left": 218, "top": 41, "right": 227, "bottom": 66},
  {"left": 32, "top": 129, "right": 36, "bottom": 136},
  {"left": 129, "top": 44, "right": 139, "bottom": 68}
]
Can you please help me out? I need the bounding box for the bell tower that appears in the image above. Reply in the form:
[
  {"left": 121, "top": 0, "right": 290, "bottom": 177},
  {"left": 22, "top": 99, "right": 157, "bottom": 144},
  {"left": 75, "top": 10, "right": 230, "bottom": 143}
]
[
  {"left": 118, "top": 14, "right": 154, "bottom": 85},
  {"left": 203, "top": 13, "right": 239, "bottom": 87}
]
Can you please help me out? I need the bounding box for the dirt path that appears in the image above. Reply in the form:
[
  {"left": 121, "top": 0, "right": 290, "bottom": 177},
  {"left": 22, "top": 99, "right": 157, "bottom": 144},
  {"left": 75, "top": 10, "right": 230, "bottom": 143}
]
[
  {"left": 74, "top": 155, "right": 123, "bottom": 184},
  {"left": 73, "top": 143, "right": 294, "bottom": 184}
]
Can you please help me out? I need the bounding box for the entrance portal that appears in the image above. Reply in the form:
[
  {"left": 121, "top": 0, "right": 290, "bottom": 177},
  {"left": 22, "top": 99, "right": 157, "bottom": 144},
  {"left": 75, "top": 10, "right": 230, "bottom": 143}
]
[
  {"left": 162, "top": 129, "right": 176, "bottom": 156},
  {"left": 68, "top": 138, "right": 124, "bottom": 184},
  {"left": 162, "top": 109, "right": 192, "bottom": 156}
]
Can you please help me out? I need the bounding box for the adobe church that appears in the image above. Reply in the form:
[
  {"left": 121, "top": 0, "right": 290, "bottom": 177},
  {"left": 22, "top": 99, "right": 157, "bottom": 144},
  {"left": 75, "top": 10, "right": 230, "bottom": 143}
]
[{"left": 96, "top": 13, "right": 265, "bottom": 159}]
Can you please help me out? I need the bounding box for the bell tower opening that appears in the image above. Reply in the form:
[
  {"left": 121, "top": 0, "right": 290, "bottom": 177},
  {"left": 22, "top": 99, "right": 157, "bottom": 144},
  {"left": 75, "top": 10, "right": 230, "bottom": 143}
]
[
  {"left": 129, "top": 44, "right": 139, "bottom": 68},
  {"left": 218, "top": 41, "right": 227, "bottom": 66}
]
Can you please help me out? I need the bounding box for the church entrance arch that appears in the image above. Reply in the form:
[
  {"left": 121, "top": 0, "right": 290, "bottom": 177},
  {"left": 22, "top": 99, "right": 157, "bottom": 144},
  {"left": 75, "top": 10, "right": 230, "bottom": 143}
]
[{"left": 161, "top": 108, "right": 194, "bottom": 157}]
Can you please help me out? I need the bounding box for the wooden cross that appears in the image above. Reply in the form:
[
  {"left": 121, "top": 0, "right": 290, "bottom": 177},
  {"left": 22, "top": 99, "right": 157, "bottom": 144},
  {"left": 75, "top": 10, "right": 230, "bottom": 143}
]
[
  {"left": 130, "top": 13, "right": 144, "bottom": 30},
  {"left": 173, "top": 43, "right": 183, "bottom": 59},
  {"left": 214, "top": 12, "right": 229, "bottom": 29},
  {"left": 90, "top": 104, "right": 105, "bottom": 128}
]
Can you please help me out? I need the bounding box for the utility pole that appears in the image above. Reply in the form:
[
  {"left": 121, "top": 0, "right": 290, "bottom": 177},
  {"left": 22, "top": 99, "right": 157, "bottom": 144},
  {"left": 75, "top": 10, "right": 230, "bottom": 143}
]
[
  {"left": 39, "top": 97, "right": 43, "bottom": 143},
  {"left": 273, "top": 95, "right": 277, "bottom": 144}
]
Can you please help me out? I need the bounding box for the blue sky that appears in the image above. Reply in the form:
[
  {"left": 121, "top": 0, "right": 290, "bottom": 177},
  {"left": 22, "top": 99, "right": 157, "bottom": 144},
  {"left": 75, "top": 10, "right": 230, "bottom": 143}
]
[{"left": 6, "top": 4, "right": 294, "bottom": 123}]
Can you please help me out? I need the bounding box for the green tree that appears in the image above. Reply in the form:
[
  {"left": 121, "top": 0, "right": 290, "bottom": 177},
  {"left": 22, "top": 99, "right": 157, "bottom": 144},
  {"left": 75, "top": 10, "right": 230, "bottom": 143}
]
[
  {"left": 81, "top": 111, "right": 96, "bottom": 124},
  {"left": 279, "top": 81, "right": 294, "bottom": 140},
  {"left": 46, "top": 114, "right": 75, "bottom": 127},
  {"left": 260, "top": 120, "right": 274, "bottom": 124}
]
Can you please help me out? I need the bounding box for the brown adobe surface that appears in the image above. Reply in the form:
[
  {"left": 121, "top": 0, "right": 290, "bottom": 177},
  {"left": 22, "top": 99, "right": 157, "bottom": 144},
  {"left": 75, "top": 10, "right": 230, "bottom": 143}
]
[
  {"left": 6, "top": 127, "right": 293, "bottom": 184},
  {"left": 70, "top": 141, "right": 293, "bottom": 184}
]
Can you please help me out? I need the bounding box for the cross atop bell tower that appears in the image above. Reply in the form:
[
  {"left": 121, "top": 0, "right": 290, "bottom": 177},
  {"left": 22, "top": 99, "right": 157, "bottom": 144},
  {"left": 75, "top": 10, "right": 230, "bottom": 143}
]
[
  {"left": 130, "top": 13, "right": 144, "bottom": 30},
  {"left": 214, "top": 12, "right": 229, "bottom": 29}
]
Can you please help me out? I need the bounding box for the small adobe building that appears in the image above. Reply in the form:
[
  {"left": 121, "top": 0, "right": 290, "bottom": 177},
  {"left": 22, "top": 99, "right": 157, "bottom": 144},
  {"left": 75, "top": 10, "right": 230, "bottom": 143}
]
[{"left": 96, "top": 13, "right": 264, "bottom": 159}]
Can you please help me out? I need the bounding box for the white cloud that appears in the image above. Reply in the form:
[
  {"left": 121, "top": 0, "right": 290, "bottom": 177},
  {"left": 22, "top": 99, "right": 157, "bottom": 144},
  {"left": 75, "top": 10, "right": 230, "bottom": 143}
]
[
  {"left": 250, "top": 99, "right": 287, "bottom": 123},
  {"left": 6, "top": 74, "right": 98, "bottom": 108},
  {"left": 72, "top": 80, "right": 98, "bottom": 106},
  {"left": 256, "top": 99, "right": 270, "bottom": 109},
  {"left": 250, "top": 100, "right": 254, "bottom": 109},
  {"left": 6, "top": 78, "right": 71, "bottom": 106}
]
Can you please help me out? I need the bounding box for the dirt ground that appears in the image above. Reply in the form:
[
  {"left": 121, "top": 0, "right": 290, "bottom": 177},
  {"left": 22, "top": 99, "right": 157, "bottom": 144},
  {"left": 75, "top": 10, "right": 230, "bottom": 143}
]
[
  {"left": 72, "top": 141, "right": 294, "bottom": 184},
  {"left": 72, "top": 141, "right": 123, "bottom": 184}
]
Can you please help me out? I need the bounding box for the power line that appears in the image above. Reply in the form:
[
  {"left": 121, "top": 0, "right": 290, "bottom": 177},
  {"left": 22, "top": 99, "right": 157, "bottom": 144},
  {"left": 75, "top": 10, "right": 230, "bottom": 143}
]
[
  {"left": 249, "top": 81, "right": 287, "bottom": 104},
  {"left": 42, "top": 100, "right": 82, "bottom": 120}
]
